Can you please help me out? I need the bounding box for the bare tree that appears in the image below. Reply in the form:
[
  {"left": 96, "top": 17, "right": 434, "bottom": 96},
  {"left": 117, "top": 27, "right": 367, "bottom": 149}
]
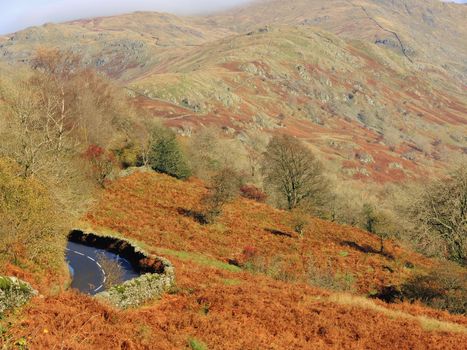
[
  {"left": 0, "top": 49, "right": 83, "bottom": 178},
  {"left": 261, "top": 134, "right": 328, "bottom": 210},
  {"left": 408, "top": 165, "right": 467, "bottom": 265},
  {"left": 96, "top": 253, "right": 124, "bottom": 289},
  {"left": 188, "top": 127, "right": 250, "bottom": 181},
  {"left": 30, "top": 48, "right": 82, "bottom": 152},
  {"left": 241, "top": 130, "right": 270, "bottom": 181},
  {"left": 0, "top": 48, "right": 132, "bottom": 217},
  {"left": 360, "top": 203, "right": 397, "bottom": 254},
  {"left": 202, "top": 167, "right": 241, "bottom": 223}
]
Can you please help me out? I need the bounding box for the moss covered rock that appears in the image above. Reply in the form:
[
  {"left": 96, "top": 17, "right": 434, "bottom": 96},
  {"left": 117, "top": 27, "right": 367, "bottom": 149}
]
[{"left": 0, "top": 276, "right": 37, "bottom": 314}]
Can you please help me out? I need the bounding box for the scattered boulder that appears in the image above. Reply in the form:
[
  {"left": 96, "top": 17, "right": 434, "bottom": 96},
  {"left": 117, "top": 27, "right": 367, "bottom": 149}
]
[
  {"left": 246, "top": 26, "right": 270, "bottom": 36},
  {"left": 355, "top": 152, "right": 375, "bottom": 164}
]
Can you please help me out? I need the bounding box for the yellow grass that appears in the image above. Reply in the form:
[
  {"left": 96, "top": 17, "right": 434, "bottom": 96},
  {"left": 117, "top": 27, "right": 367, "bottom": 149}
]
[{"left": 328, "top": 293, "right": 467, "bottom": 334}]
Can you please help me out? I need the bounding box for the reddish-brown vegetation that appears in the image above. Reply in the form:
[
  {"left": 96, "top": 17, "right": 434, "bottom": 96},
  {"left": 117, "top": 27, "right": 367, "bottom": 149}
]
[
  {"left": 85, "top": 172, "right": 431, "bottom": 293},
  {"left": 240, "top": 184, "right": 268, "bottom": 203},
  {"left": 6, "top": 257, "right": 467, "bottom": 349},
  {"left": 3, "top": 172, "right": 466, "bottom": 349}
]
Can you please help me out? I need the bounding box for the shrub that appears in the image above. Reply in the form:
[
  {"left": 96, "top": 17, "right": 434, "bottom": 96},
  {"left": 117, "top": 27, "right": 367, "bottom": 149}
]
[
  {"left": 242, "top": 255, "right": 296, "bottom": 282},
  {"left": 84, "top": 144, "right": 116, "bottom": 187},
  {"left": 240, "top": 185, "right": 267, "bottom": 203},
  {"left": 113, "top": 142, "right": 142, "bottom": 168},
  {"left": 306, "top": 258, "right": 356, "bottom": 293},
  {"left": 148, "top": 126, "right": 191, "bottom": 179},
  {"left": 290, "top": 209, "right": 310, "bottom": 237},
  {"left": 242, "top": 246, "right": 258, "bottom": 261},
  {"left": 401, "top": 263, "right": 466, "bottom": 314},
  {"left": 0, "top": 276, "right": 37, "bottom": 315},
  {"left": 188, "top": 338, "right": 208, "bottom": 350},
  {"left": 201, "top": 168, "right": 241, "bottom": 223},
  {"left": 0, "top": 157, "right": 65, "bottom": 269}
]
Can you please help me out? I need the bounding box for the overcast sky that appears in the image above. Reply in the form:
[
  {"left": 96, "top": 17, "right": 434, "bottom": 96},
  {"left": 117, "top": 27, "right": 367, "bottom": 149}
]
[{"left": 1, "top": 0, "right": 466, "bottom": 35}]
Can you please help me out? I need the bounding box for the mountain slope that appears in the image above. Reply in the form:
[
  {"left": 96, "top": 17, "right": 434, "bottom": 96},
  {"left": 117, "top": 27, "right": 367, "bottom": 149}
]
[
  {"left": 130, "top": 25, "right": 466, "bottom": 181},
  {"left": 0, "top": 12, "right": 233, "bottom": 80},
  {"left": 209, "top": 0, "right": 467, "bottom": 82},
  {"left": 0, "top": 1, "right": 465, "bottom": 183}
]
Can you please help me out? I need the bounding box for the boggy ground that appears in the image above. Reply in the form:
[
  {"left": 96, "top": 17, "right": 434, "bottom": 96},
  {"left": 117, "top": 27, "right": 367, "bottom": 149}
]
[{"left": 3, "top": 172, "right": 467, "bottom": 349}]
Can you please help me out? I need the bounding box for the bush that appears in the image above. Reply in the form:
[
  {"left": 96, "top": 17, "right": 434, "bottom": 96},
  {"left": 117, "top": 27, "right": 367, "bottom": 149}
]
[
  {"left": 401, "top": 263, "right": 466, "bottom": 314},
  {"left": 201, "top": 168, "right": 241, "bottom": 223},
  {"left": 0, "top": 276, "right": 37, "bottom": 315},
  {"left": 240, "top": 185, "right": 267, "bottom": 203},
  {"left": 148, "top": 126, "right": 191, "bottom": 179},
  {"left": 113, "top": 142, "right": 142, "bottom": 169},
  {"left": 306, "top": 258, "right": 356, "bottom": 293},
  {"left": 188, "top": 338, "right": 208, "bottom": 350},
  {"left": 242, "top": 246, "right": 258, "bottom": 261},
  {"left": 242, "top": 253, "right": 296, "bottom": 282},
  {"left": 290, "top": 209, "right": 310, "bottom": 237},
  {"left": 0, "top": 157, "right": 65, "bottom": 270},
  {"left": 83, "top": 144, "right": 116, "bottom": 187}
]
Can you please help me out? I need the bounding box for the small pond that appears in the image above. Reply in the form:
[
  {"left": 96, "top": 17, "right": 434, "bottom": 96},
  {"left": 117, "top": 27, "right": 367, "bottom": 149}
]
[{"left": 66, "top": 241, "right": 140, "bottom": 295}]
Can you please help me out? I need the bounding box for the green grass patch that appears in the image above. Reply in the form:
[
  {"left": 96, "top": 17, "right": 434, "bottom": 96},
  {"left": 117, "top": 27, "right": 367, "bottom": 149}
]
[
  {"left": 221, "top": 278, "right": 242, "bottom": 286},
  {"left": 0, "top": 277, "right": 13, "bottom": 290},
  {"left": 188, "top": 338, "right": 208, "bottom": 350},
  {"left": 156, "top": 248, "right": 241, "bottom": 273}
]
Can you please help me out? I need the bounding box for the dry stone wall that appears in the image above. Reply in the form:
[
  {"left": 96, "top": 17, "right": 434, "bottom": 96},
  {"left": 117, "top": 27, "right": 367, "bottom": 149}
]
[{"left": 69, "top": 229, "right": 175, "bottom": 309}]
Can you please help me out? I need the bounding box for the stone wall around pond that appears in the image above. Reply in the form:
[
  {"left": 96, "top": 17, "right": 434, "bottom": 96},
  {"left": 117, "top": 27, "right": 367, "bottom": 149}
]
[{"left": 69, "top": 229, "right": 175, "bottom": 309}]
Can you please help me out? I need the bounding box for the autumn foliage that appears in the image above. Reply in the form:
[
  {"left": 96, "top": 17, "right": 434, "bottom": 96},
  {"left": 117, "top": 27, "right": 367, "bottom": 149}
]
[
  {"left": 83, "top": 144, "right": 116, "bottom": 187},
  {"left": 240, "top": 184, "right": 267, "bottom": 203},
  {"left": 2, "top": 172, "right": 466, "bottom": 349}
]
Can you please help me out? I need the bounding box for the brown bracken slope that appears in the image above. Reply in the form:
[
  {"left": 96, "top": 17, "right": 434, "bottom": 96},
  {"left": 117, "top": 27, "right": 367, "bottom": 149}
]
[{"left": 4, "top": 172, "right": 466, "bottom": 350}]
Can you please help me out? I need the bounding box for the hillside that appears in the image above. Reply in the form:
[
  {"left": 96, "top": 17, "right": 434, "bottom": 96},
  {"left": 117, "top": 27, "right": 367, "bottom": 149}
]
[
  {"left": 0, "top": 12, "right": 233, "bottom": 80},
  {"left": 130, "top": 25, "right": 466, "bottom": 182},
  {"left": 4, "top": 171, "right": 467, "bottom": 349},
  {"left": 210, "top": 0, "right": 467, "bottom": 83},
  {"left": 0, "top": 1, "right": 466, "bottom": 349},
  {"left": 0, "top": 1, "right": 465, "bottom": 183}
]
